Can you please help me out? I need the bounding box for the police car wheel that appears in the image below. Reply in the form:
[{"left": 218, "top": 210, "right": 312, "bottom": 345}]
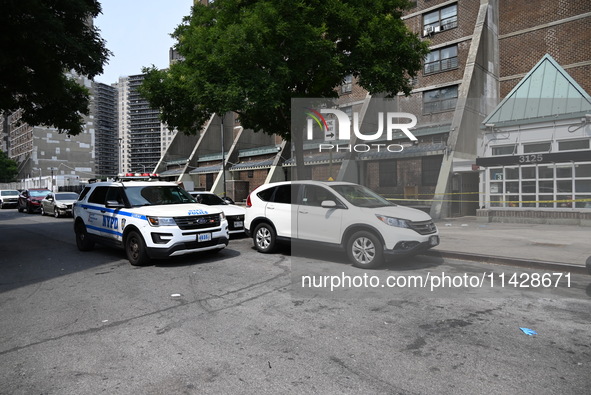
[
  {"left": 125, "top": 231, "right": 151, "bottom": 266},
  {"left": 75, "top": 222, "right": 95, "bottom": 251}
]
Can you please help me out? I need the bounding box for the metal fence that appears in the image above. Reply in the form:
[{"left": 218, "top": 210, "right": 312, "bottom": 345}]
[{"left": 0, "top": 175, "right": 83, "bottom": 192}]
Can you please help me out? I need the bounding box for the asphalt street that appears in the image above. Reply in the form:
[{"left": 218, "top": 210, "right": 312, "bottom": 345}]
[{"left": 0, "top": 209, "right": 590, "bottom": 394}]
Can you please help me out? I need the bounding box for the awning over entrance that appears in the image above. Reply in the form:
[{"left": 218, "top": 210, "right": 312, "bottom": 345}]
[
  {"left": 189, "top": 164, "right": 222, "bottom": 174},
  {"left": 282, "top": 151, "right": 347, "bottom": 166},
  {"left": 358, "top": 142, "right": 446, "bottom": 160},
  {"left": 229, "top": 158, "right": 275, "bottom": 171},
  {"left": 159, "top": 168, "right": 184, "bottom": 177}
]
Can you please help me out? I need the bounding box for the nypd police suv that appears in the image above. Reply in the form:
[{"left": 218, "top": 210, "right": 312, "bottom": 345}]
[{"left": 73, "top": 179, "right": 229, "bottom": 266}]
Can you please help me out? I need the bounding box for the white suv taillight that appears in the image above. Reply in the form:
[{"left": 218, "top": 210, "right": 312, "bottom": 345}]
[{"left": 246, "top": 193, "right": 252, "bottom": 207}]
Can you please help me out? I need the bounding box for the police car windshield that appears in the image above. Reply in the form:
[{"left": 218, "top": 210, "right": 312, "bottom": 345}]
[{"left": 125, "top": 186, "right": 196, "bottom": 206}]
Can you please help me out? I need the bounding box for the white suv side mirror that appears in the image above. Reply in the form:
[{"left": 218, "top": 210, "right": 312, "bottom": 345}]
[{"left": 320, "top": 200, "right": 337, "bottom": 209}]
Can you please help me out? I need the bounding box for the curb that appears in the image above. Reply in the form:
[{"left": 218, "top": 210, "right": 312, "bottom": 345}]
[{"left": 421, "top": 250, "right": 590, "bottom": 276}]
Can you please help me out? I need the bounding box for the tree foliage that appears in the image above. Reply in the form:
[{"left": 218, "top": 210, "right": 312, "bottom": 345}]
[
  {"left": 140, "top": 0, "right": 428, "bottom": 177},
  {"left": 0, "top": 150, "right": 18, "bottom": 183},
  {"left": 0, "top": 0, "right": 111, "bottom": 135}
]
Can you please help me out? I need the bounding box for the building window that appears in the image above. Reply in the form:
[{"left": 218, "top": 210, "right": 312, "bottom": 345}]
[
  {"left": 379, "top": 161, "right": 397, "bottom": 187},
  {"left": 523, "top": 142, "right": 551, "bottom": 153},
  {"left": 558, "top": 139, "right": 590, "bottom": 151},
  {"left": 424, "top": 45, "right": 458, "bottom": 75},
  {"left": 423, "top": 4, "right": 458, "bottom": 36},
  {"left": 247, "top": 170, "right": 254, "bottom": 178},
  {"left": 422, "top": 156, "right": 442, "bottom": 186},
  {"left": 487, "top": 162, "right": 591, "bottom": 209},
  {"left": 492, "top": 146, "right": 515, "bottom": 156},
  {"left": 423, "top": 86, "right": 458, "bottom": 114},
  {"left": 341, "top": 75, "right": 353, "bottom": 94},
  {"left": 422, "top": 134, "right": 447, "bottom": 144}
]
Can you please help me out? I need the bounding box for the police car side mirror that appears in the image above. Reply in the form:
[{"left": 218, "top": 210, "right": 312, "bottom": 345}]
[{"left": 106, "top": 200, "right": 125, "bottom": 209}]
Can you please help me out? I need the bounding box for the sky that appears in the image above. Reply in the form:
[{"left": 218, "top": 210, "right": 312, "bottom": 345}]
[{"left": 94, "top": 0, "right": 194, "bottom": 84}]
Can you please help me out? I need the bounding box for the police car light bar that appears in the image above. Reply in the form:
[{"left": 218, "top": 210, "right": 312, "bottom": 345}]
[{"left": 115, "top": 173, "right": 161, "bottom": 181}]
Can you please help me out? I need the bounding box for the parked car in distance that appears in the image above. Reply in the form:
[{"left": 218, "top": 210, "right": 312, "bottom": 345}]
[
  {"left": 189, "top": 191, "right": 246, "bottom": 234},
  {"left": 17, "top": 188, "right": 52, "bottom": 213},
  {"left": 41, "top": 192, "right": 79, "bottom": 218},
  {"left": 0, "top": 189, "right": 20, "bottom": 209},
  {"left": 244, "top": 181, "right": 439, "bottom": 269}
]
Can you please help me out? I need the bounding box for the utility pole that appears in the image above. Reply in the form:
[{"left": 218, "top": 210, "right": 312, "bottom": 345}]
[{"left": 221, "top": 114, "right": 227, "bottom": 198}]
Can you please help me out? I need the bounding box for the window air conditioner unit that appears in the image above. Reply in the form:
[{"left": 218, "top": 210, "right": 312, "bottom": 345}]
[
  {"left": 423, "top": 26, "right": 433, "bottom": 36},
  {"left": 442, "top": 20, "right": 456, "bottom": 31},
  {"left": 442, "top": 22, "right": 455, "bottom": 31}
]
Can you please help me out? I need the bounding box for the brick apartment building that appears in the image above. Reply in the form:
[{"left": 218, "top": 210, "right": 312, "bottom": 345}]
[
  {"left": 498, "top": 0, "right": 590, "bottom": 97},
  {"left": 156, "top": 0, "right": 590, "bottom": 219}
]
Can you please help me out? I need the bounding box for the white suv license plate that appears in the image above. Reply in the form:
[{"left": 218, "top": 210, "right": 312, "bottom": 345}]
[
  {"left": 429, "top": 235, "right": 439, "bottom": 246},
  {"left": 197, "top": 233, "right": 212, "bottom": 242},
  {"left": 234, "top": 221, "right": 243, "bottom": 228}
]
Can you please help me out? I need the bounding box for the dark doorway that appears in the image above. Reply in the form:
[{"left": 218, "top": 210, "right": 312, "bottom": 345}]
[
  {"left": 205, "top": 173, "right": 214, "bottom": 190},
  {"left": 451, "top": 172, "right": 479, "bottom": 217}
]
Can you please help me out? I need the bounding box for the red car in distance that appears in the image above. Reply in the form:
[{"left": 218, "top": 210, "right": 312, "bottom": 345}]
[{"left": 18, "top": 188, "right": 52, "bottom": 214}]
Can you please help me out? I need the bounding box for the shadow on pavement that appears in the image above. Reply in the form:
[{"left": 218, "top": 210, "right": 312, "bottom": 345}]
[{"left": 0, "top": 212, "right": 241, "bottom": 293}]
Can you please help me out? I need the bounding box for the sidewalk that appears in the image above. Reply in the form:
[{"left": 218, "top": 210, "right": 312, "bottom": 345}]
[{"left": 425, "top": 217, "right": 591, "bottom": 275}]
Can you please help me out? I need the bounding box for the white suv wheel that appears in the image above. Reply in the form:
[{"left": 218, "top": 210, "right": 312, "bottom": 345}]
[
  {"left": 347, "top": 231, "right": 384, "bottom": 269},
  {"left": 254, "top": 223, "right": 276, "bottom": 253},
  {"left": 352, "top": 237, "right": 375, "bottom": 263}
]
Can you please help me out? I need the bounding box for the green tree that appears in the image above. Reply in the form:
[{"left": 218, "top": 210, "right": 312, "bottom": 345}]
[
  {"left": 140, "top": 0, "right": 428, "bottom": 179},
  {"left": 0, "top": 0, "right": 110, "bottom": 135},
  {"left": 0, "top": 150, "right": 18, "bottom": 183}
]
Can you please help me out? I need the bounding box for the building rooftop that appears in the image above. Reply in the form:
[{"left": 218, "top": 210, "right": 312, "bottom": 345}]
[{"left": 483, "top": 54, "right": 591, "bottom": 128}]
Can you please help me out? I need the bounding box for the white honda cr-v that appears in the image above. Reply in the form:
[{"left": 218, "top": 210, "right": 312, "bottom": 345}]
[{"left": 244, "top": 180, "right": 439, "bottom": 269}]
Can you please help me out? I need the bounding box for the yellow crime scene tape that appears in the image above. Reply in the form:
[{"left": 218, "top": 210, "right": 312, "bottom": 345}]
[
  {"left": 382, "top": 191, "right": 591, "bottom": 205},
  {"left": 387, "top": 198, "right": 591, "bottom": 204}
]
